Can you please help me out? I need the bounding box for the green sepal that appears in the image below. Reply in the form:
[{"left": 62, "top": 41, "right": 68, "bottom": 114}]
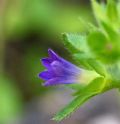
[
  {"left": 73, "top": 52, "right": 106, "bottom": 76},
  {"left": 106, "top": 0, "right": 119, "bottom": 27},
  {"left": 74, "top": 77, "right": 106, "bottom": 96},
  {"left": 87, "top": 59, "right": 106, "bottom": 77},
  {"left": 52, "top": 93, "right": 94, "bottom": 121},
  {"left": 52, "top": 77, "right": 105, "bottom": 121},
  {"left": 73, "top": 53, "right": 93, "bottom": 70}
]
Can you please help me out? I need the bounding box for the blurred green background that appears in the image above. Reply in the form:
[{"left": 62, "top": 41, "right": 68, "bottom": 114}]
[{"left": 0, "top": 0, "right": 120, "bottom": 124}]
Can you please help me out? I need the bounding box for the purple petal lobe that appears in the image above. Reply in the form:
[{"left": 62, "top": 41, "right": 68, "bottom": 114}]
[
  {"left": 39, "top": 71, "right": 53, "bottom": 80},
  {"left": 41, "top": 58, "right": 53, "bottom": 68},
  {"left": 48, "top": 49, "right": 59, "bottom": 60}
]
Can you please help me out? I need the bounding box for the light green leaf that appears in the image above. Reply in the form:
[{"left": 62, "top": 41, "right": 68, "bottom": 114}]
[
  {"left": 91, "top": 0, "right": 106, "bottom": 23},
  {"left": 78, "top": 18, "right": 97, "bottom": 32},
  {"left": 87, "top": 31, "right": 108, "bottom": 55},
  {"left": 52, "top": 92, "right": 95, "bottom": 121},
  {"left": 100, "top": 21, "right": 120, "bottom": 42},
  {"left": 106, "top": 0, "right": 119, "bottom": 25},
  {"left": 62, "top": 33, "right": 95, "bottom": 69},
  {"left": 87, "top": 30, "right": 120, "bottom": 63},
  {"left": 91, "top": 0, "right": 120, "bottom": 35},
  {"left": 117, "top": 0, "right": 120, "bottom": 25},
  {"left": 63, "top": 33, "right": 90, "bottom": 54}
]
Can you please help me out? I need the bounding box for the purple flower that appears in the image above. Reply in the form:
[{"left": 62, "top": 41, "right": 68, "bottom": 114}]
[{"left": 38, "top": 49, "right": 83, "bottom": 86}]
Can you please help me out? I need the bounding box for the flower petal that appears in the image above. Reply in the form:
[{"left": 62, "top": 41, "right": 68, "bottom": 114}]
[
  {"left": 50, "top": 61, "right": 63, "bottom": 75},
  {"left": 60, "top": 58, "right": 81, "bottom": 74},
  {"left": 43, "top": 77, "right": 75, "bottom": 86},
  {"left": 48, "top": 49, "right": 59, "bottom": 60},
  {"left": 38, "top": 71, "right": 54, "bottom": 80},
  {"left": 39, "top": 49, "right": 83, "bottom": 86},
  {"left": 41, "top": 58, "right": 53, "bottom": 68},
  {"left": 51, "top": 60, "right": 80, "bottom": 77}
]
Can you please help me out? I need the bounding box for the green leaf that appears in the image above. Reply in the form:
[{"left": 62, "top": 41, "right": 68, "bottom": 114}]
[
  {"left": 106, "top": 0, "right": 119, "bottom": 25},
  {"left": 63, "top": 33, "right": 90, "bottom": 54},
  {"left": 100, "top": 21, "right": 120, "bottom": 42},
  {"left": 87, "top": 31, "right": 108, "bottom": 56},
  {"left": 91, "top": 0, "right": 106, "bottom": 23},
  {"left": 87, "top": 30, "right": 113, "bottom": 63},
  {"left": 53, "top": 77, "right": 105, "bottom": 121},
  {"left": 52, "top": 92, "right": 95, "bottom": 121},
  {"left": 87, "top": 30, "right": 120, "bottom": 63},
  {"left": 78, "top": 18, "right": 98, "bottom": 32},
  {"left": 91, "top": 0, "right": 120, "bottom": 34},
  {"left": 117, "top": 0, "right": 120, "bottom": 25},
  {"left": 63, "top": 33, "right": 95, "bottom": 70}
]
